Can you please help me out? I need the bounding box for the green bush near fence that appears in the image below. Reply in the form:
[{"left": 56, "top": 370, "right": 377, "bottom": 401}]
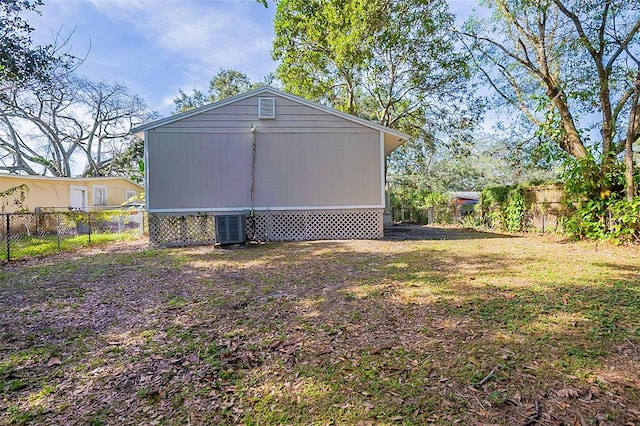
[
  {"left": 563, "top": 194, "right": 640, "bottom": 244},
  {"left": 390, "top": 190, "right": 456, "bottom": 224},
  {"left": 479, "top": 185, "right": 528, "bottom": 232},
  {"left": 561, "top": 156, "right": 640, "bottom": 243}
]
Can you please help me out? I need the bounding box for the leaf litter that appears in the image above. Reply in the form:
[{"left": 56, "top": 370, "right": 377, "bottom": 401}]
[{"left": 0, "top": 232, "right": 639, "bottom": 425}]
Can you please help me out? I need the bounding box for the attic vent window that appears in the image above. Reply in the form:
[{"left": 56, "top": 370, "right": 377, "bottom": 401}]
[{"left": 258, "top": 97, "right": 275, "bottom": 119}]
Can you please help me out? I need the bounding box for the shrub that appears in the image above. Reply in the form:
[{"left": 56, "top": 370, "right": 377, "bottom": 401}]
[
  {"left": 479, "top": 185, "right": 527, "bottom": 232},
  {"left": 561, "top": 154, "right": 640, "bottom": 243}
]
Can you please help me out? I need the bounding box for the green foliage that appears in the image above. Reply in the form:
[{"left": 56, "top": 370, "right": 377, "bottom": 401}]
[
  {"left": 389, "top": 184, "right": 450, "bottom": 211},
  {"left": 107, "top": 137, "right": 145, "bottom": 183},
  {"left": 422, "top": 192, "right": 451, "bottom": 209},
  {"left": 172, "top": 88, "right": 209, "bottom": 114},
  {"left": 389, "top": 183, "right": 454, "bottom": 224},
  {"left": 387, "top": 127, "right": 559, "bottom": 204},
  {"left": 459, "top": 212, "right": 483, "bottom": 229},
  {"left": 273, "top": 0, "right": 482, "bottom": 172},
  {"left": 208, "top": 69, "right": 254, "bottom": 102},
  {"left": 562, "top": 155, "right": 640, "bottom": 243},
  {"left": 607, "top": 198, "right": 640, "bottom": 244},
  {"left": 465, "top": 0, "right": 640, "bottom": 204},
  {"left": 504, "top": 187, "right": 526, "bottom": 232},
  {"left": 173, "top": 68, "right": 269, "bottom": 114},
  {"left": 273, "top": 0, "right": 384, "bottom": 114},
  {"left": 0, "top": 0, "right": 75, "bottom": 86},
  {"left": 0, "top": 184, "right": 29, "bottom": 213},
  {"left": 562, "top": 155, "right": 626, "bottom": 201},
  {"left": 479, "top": 185, "right": 527, "bottom": 232}
]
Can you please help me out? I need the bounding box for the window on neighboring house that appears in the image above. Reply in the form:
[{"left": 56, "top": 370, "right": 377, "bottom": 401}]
[
  {"left": 125, "top": 190, "right": 137, "bottom": 201},
  {"left": 94, "top": 186, "right": 107, "bottom": 206}
]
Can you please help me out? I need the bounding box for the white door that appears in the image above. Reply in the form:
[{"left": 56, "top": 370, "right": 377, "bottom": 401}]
[{"left": 70, "top": 187, "right": 87, "bottom": 210}]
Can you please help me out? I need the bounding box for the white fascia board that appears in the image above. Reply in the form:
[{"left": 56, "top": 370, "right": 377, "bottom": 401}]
[
  {"left": 132, "top": 88, "right": 274, "bottom": 134},
  {"left": 131, "top": 86, "right": 410, "bottom": 144},
  {"left": 148, "top": 204, "right": 385, "bottom": 214}
]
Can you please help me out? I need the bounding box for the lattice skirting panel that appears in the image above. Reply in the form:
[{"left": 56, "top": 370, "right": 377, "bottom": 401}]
[
  {"left": 148, "top": 214, "right": 216, "bottom": 247},
  {"left": 250, "top": 209, "right": 384, "bottom": 241},
  {"left": 149, "top": 209, "right": 383, "bottom": 246}
]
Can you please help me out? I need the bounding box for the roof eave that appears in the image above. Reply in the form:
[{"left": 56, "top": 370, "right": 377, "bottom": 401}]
[{"left": 133, "top": 87, "right": 411, "bottom": 146}]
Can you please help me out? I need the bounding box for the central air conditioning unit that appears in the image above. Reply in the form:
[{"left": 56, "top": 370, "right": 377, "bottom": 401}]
[{"left": 215, "top": 214, "right": 247, "bottom": 244}]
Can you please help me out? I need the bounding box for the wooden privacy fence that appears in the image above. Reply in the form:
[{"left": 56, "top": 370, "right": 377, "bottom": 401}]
[
  {"left": 0, "top": 210, "right": 145, "bottom": 262},
  {"left": 524, "top": 184, "right": 567, "bottom": 232},
  {"left": 392, "top": 184, "right": 569, "bottom": 232},
  {"left": 479, "top": 183, "right": 568, "bottom": 233}
]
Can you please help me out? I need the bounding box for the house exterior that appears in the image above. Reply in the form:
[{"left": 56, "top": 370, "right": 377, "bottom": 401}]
[
  {"left": 450, "top": 191, "right": 481, "bottom": 218},
  {"left": 450, "top": 191, "right": 481, "bottom": 205},
  {"left": 0, "top": 174, "right": 143, "bottom": 213},
  {"left": 134, "top": 87, "right": 409, "bottom": 245}
]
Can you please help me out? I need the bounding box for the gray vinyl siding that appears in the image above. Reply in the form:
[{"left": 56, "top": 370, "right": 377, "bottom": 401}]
[
  {"left": 254, "top": 133, "right": 380, "bottom": 207},
  {"left": 150, "top": 94, "right": 374, "bottom": 134},
  {"left": 147, "top": 133, "right": 252, "bottom": 210},
  {"left": 146, "top": 93, "right": 382, "bottom": 211}
]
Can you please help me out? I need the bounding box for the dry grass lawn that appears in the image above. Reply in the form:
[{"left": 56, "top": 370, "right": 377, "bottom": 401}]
[{"left": 1, "top": 226, "right": 639, "bottom": 425}]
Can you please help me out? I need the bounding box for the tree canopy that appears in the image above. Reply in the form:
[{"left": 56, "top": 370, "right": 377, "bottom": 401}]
[
  {"left": 0, "top": 0, "right": 75, "bottom": 88},
  {"left": 173, "top": 68, "right": 269, "bottom": 114},
  {"left": 0, "top": 73, "right": 154, "bottom": 177},
  {"left": 462, "top": 0, "right": 640, "bottom": 199},
  {"left": 273, "top": 0, "right": 480, "bottom": 130},
  {"left": 273, "top": 0, "right": 484, "bottom": 191}
]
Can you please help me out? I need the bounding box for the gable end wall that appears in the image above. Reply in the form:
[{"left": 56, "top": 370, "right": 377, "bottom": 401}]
[{"left": 147, "top": 93, "right": 383, "bottom": 212}]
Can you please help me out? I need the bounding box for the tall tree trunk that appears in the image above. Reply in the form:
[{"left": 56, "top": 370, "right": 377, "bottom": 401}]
[
  {"left": 625, "top": 69, "right": 640, "bottom": 201},
  {"left": 625, "top": 138, "right": 636, "bottom": 201},
  {"left": 548, "top": 89, "right": 588, "bottom": 159}
]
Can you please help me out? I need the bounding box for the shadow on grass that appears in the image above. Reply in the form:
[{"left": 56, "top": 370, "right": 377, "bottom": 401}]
[
  {"left": 591, "top": 261, "right": 640, "bottom": 279},
  {"left": 1, "top": 238, "right": 639, "bottom": 425},
  {"left": 384, "top": 224, "right": 519, "bottom": 241}
]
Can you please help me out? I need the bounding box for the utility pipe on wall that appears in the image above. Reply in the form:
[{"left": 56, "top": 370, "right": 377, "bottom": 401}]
[{"left": 249, "top": 124, "right": 257, "bottom": 218}]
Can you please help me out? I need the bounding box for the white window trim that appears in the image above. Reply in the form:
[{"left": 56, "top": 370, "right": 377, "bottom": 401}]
[
  {"left": 258, "top": 97, "right": 276, "bottom": 119},
  {"left": 93, "top": 185, "right": 107, "bottom": 206}
]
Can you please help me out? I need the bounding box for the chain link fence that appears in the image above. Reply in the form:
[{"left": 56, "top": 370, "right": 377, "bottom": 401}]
[{"left": 0, "top": 209, "right": 146, "bottom": 262}]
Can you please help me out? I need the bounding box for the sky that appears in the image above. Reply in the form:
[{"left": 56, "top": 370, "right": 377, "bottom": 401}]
[
  {"left": 29, "top": 0, "right": 479, "bottom": 117},
  {"left": 30, "top": 0, "right": 279, "bottom": 116}
]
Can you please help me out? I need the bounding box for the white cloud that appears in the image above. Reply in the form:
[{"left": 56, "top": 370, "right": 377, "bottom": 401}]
[
  {"left": 89, "top": 0, "right": 276, "bottom": 77},
  {"left": 77, "top": 0, "right": 277, "bottom": 113},
  {"left": 31, "top": 1, "right": 274, "bottom": 114}
]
